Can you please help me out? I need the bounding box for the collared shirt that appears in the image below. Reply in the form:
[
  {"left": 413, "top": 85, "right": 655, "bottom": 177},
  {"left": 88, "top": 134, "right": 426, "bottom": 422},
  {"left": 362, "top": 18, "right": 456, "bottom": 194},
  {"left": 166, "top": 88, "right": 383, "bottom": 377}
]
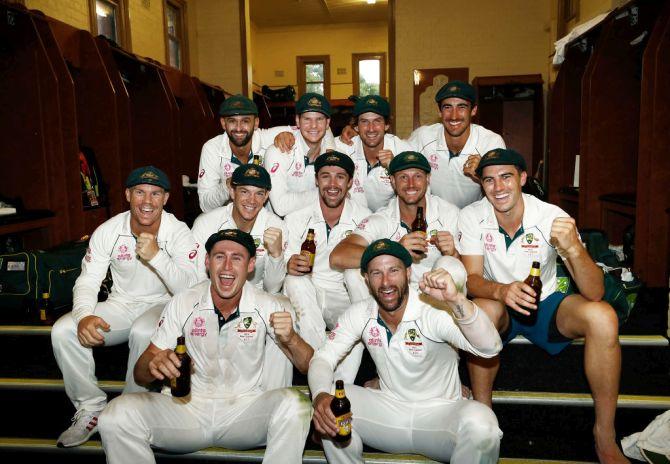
[
  {"left": 284, "top": 197, "right": 370, "bottom": 288},
  {"left": 334, "top": 134, "right": 414, "bottom": 212},
  {"left": 152, "top": 281, "right": 294, "bottom": 399},
  {"left": 72, "top": 210, "right": 199, "bottom": 324},
  {"left": 266, "top": 129, "right": 335, "bottom": 217},
  {"left": 353, "top": 194, "right": 460, "bottom": 284},
  {"left": 458, "top": 193, "right": 574, "bottom": 298},
  {"left": 409, "top": 123, "right": 505, "bottom": 208},
  {"left": 197, "top": 126, "right": 290, "bottom": 213},
  {"left": 308, "top": 287, "right": 501, "bottom": 402},
  {"left": 190, "top": 203, "right": 288, "bottom": 294}
]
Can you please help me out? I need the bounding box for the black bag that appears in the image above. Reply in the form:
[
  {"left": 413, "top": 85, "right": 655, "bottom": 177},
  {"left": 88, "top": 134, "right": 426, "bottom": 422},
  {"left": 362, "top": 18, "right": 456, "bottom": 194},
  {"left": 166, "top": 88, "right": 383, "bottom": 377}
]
[
  {"left": 0, "top": 240, "right": 88, "bottom": 315},
  {"left": 261, "top": 85, "right": 296, "bottom": 102}
]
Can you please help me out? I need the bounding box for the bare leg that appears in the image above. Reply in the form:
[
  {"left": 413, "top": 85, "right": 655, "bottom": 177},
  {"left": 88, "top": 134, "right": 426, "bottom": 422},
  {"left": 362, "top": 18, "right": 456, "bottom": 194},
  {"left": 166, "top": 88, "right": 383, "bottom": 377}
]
[
  {"left": 555, "top": 295, "right": 629, "bottom": 464},
  {"left": 466, "top": 298, "right": 508, "bottom": 408}
]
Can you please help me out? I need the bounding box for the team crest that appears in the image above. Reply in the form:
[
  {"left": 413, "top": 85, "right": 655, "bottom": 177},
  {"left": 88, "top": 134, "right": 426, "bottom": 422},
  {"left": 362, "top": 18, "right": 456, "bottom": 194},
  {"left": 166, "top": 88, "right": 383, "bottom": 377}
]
[
  {"left": 245, "top": 167, "right": 260, "bottom": 178},
  {"left": 405, "top": 328, "right": 420, "bottom": 342},
  {"left": 308, "top": 97, "right": 322, "bottom": 107},
  {"left": 140, "top": 170, "right": 159, "bottom": 180},
  {"left": 366, "top": 98, "right": 378, "bottom": 105},
  {"left": 403, "top": 328, "right": 424, "bottom": 357},
  {"left": 236, "top": 316, "right": 258, "bottom": 342},
  {"left": 232, "top": 100, "right": 244, "bottom": 108},
  {"left": 525, "top": 233, "right": 534, "bottom": 244}
]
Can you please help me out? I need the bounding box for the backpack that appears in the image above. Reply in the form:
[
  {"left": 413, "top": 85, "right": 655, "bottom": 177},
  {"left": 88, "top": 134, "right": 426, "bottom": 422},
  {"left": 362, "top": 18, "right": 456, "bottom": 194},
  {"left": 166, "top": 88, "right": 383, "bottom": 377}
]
[{"left": 261, "top": 85, "right": 296, "bottom": 102}]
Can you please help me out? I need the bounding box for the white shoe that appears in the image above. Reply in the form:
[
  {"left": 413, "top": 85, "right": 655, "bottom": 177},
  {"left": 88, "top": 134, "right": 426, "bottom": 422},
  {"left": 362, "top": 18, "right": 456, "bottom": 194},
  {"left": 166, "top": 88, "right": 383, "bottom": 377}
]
[{"left": 57, "top": 409, "right": 102, "bottom": 448}]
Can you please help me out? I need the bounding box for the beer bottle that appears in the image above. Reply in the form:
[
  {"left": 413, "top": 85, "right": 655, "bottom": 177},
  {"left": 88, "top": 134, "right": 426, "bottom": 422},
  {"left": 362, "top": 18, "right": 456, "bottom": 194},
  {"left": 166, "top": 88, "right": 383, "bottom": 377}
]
[
  {"left": 251, "top": 154, "right": 261, "bottom": 165},
  {"left": 38, "top": 292, "right": 53, "bottom": 325},
  {"left": 300, "top": 228, "right": 316, "bottom": 273},
  {"left": 520, "top": 261, "right": 542, "bottom": 325},
  {"left": 170, "top": 336, "right": 191, "bottom": 397},
  {"left": 411, "top": 206, "right": 427, "bottom": 238},
  {"left": 330, "top": 380, "right": 352, "bottom": 444}
]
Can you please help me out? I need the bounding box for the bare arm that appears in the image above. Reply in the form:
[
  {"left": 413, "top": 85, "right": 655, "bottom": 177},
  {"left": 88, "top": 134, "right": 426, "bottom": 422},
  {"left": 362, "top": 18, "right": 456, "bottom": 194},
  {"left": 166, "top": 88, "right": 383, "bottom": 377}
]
[
  {"left": 329, "top": 234, "right": 369, "bottom": 270},
  {"left": 134, "top": 342, "right": 182, "bottom": 388},
  {"left": 270, "top": 311, "right": 314, "bottom": 374}
]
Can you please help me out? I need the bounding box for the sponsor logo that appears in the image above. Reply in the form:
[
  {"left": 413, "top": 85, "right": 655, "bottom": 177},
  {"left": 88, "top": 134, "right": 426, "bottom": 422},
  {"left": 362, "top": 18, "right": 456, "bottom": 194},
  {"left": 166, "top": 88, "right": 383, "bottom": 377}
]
[
  {"left": 458, "top": 231, "right": 462, "bottom": 241},
  {"left": 367, "top": 337, "right": 382, "bottom": 347},
  {"left": 116, "top": 253, "right": 132, "bottom": 261},
  {"left": 485, "top": 233, "right": 493, "bottom": 243},
  {"left": 189, "top": 249, "right": 197, "bottom": 260},
  {"left": 328, "top": 323, "right": 339, "bottom": 340},
  {"left": 198, "top": 168, "right": 205, "bottom": 178},
  {"left": 119, "top": 244, "right": 128, "bottom": 253},
  {"left": 369, "top": 326, "right": 380, "bottom": 338},
  {"left": 235, "top": 316, "right": 258, "bottom": 342},
  {"left": 157, "top": 317, "right": 164, "bottom": 328},
  {"left": 429, "top": 161, "right": 439, "bottom": 170},
  {"left": 430, "top": 154, "right": 438, "bottom": 162},
  {"left": 224, "top": 164, "right": 231, "bottom": 171},
  {"left": 194, "top": 317, "right": 205, "bottom": 327},
  {"left": 270, "top": 163, "right": 280, "bottom": 173},
  {"left": 484, "top": 243, "right": 496, "bottom": 252}
]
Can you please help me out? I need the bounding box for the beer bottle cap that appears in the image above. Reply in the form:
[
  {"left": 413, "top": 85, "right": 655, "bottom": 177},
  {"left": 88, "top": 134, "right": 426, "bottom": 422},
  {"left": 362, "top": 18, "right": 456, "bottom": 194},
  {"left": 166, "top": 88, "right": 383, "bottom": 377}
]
[
  {"left": 42, "top": 292, "right": 50, "bottom": 298},
  {"left": 335, "top": 380, "right": 344, "bottom": 389}
]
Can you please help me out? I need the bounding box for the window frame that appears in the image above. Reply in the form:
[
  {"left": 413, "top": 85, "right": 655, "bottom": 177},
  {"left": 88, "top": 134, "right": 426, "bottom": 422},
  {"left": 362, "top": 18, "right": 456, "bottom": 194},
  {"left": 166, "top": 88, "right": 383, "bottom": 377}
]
[
  {"left": 352, "top": 52, "right": 387, "bottom": 97},
  {"left": 557, "top": 0, "right": 580, "bottom": 38},
  {"left": 163, "top": 0, "right": 189, "bottom": 72},
  {"left": 88, "top": 0, "right": 131, "bottom": 50},
  {"left": 296, "top": 55, "right": 331, "bottom": 99}
]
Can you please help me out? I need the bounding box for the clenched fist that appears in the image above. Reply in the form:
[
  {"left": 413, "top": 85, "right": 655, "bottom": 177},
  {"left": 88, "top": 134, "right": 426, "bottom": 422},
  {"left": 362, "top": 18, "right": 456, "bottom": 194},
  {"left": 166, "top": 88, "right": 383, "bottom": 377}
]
[
  {"left": 463, "top": 154, "right": 481, "bottom": 181},
  {"left": 263, "top": 227, "right": 284, "bottom": 258},
  {"left": 136, "top": 232, "right": 160, "bottom": 261},
  {"left": 431, "top": 230, "right": 457, "bottom": 256},
  {"left": 550, "top": 217, "right": 583, "bottom": 260},
  {"left": 270, "top": 311, "right": 297, "bottom": 346},
  {"left": 377, "top": 149, "right": 394, "bottom": 169}
]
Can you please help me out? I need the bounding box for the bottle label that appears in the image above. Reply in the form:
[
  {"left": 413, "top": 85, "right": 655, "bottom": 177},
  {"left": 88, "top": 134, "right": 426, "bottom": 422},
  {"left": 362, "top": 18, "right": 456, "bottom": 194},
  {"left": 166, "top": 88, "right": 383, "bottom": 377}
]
[
  {"left": 530, "top": 267, "right": 541, "bottom": 277},
  {"left": 301, "top": 250, "right": 315, "bottom": 266},
  {"left": 335, "top": 412, "right": 352, "bottom": 436},
  {"left": 175, "top": 345, "right": 187, "bottom": 355},
  {"left": 39, "top": 309, "right": 46, "bottom": 321}
]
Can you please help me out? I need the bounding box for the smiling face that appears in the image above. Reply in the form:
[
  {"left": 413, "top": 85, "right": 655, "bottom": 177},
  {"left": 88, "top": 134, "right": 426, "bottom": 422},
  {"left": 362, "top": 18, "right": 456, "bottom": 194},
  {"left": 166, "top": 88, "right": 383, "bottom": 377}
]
[
  {"left": 206, "top": 240, "right": 255, "bottom": 303},
  {"left": 296, "top": 111, "right": 330, "bottom": 146},
  {"left": 481, "top": 164, "right": 527, "bottom": 215},
  {"left": 364, "top": 254, "right": 411, "bottom": 314},
  {"left": 438, "top": 97, "right": 477, "bottom": 139},
  {"left": 125, "top": 184, "right": 169, "bottom": 231},
  {"left": 230, "top": 185, "right": 269, "bottom": 223},
  {"left": 390, "top": 168, "right": 429, "bottom": 206},
  {"left": 221, "top": 115, "right": 259, "bottom": 148},
  {"left": 315, "top": 165, "right": 352, "bottom": 209},
  {"left": 356, "top": 112, "right": 389, "bottom": 149}
]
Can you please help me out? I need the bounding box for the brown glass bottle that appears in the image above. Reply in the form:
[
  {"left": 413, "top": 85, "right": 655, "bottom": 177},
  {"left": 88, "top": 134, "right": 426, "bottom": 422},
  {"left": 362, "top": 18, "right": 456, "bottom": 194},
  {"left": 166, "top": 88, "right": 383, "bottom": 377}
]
[
  {"left": 330, "top": 380, "right": 351, "bottom": 444},
  {"left": 519, "top": 261, "right": 542, "bottom": 325},
  {"left": 411, "top": 206, "right": 427, "bottom": 238},
  {"left": 38, "top": 292, "right": 54, "bottom": 325},
  {"left": 170, "top": 336, "right": 191, "bottom": 397},
  {"left": 300, "top": 228, "right": 316, "bottom": 273},
  {"left": 251, "top": 154, "right": 262, "bottom": 165}
]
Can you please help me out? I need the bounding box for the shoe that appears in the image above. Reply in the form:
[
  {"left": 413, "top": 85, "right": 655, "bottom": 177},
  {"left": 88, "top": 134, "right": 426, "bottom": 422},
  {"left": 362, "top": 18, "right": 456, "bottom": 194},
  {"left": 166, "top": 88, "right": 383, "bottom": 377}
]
[{"left": 56, "top": 409, "right": 102, "bottom": 448}]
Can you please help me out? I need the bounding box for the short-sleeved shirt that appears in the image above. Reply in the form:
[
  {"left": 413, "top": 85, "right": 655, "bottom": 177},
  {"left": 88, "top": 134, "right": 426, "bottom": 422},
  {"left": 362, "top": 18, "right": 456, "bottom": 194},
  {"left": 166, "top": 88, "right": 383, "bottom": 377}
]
[
  {"left": 197, "top": 126, "right": 290, "bottom": 213},
  {"left": 353, "top": 194, "right": 460, "bottom": 284},
  {"left": 152, "top": 281, "right": 292, "bottom": 399},
  {"left": 190, "top": 203, "right": 288, "bottom": 294},
  {"left": 284, "top": 197, "right": 371, "bottom": 288},
  {"left": 334, "top": 134, "right": 414, "bottom": 212},
  {"left": 409, "top": 123, "right": 505, "bottom": 208},
  {"left": 458, "top": 193, "right": 572, "bottom": 298}
]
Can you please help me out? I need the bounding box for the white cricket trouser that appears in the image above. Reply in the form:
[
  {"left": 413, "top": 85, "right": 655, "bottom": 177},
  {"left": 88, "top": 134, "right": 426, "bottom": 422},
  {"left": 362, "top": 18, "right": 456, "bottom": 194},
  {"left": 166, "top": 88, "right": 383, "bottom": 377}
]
[
  {"left": 51, "top": 298, "right": 165, "bottom": 412},
  {"left": 284, "top": 275, "right": 364, "bottom": 383},
  {"left": 98, "top": 388, "right": 312, "bottom": 464},
  {"left": 322, "top": 385, "right": 501, "bottom": 464},
  {"left": 343, "top": 269, "right": 370, "bottom": 304}
]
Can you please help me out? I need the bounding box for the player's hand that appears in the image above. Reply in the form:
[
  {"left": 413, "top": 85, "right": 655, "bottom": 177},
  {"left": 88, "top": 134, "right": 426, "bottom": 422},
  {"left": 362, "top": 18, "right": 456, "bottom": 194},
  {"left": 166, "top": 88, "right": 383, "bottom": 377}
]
[
  {"left": 263, "top": 227, "right": 283, "bottom": 258},
  {"left": 339, "top": 125, "right": 356, "bottom": 146},
  {"left": 136, "top": 232, "right": 160, "bottom": 261},
  {"left": 377, "top": 149, "right": 394, "bottom": 169},
  {"left": 287, "top": 253, "right": 312, "bottom": 276},
  {"left": 399, "top": 231, "right": 428, "bottom": 258},
  {"left": 274, "top": 131, "right": 296, "bottom": 153},
  {"left": 550, "top": 217, "right": 583, "bottom": 260},
  {"left": 364, "top": 377, "right": 380, "bottom": 389},
  {"left": 432, "top": 231, "right": 457, "bottom": 256},
  {"left": 419, "top": 268, "right": 460, "bottom": 303},
  {"left": 463, "top": 154, "right": 481, "bottom": 181},
  {"left": 77, "top": 315, "right": 110, "bottom": 348},
  {"left": 270, "top": 311, "right": 297, "bottom": 346},
  {"left": 147, "top": 349, "right": 182, "bottom": 381},
  {"left": 499, "top": 281, "right": 537, "bottom": 315},
  {"left": 312, "top": 392, "right": 339, "bottom": 437}
]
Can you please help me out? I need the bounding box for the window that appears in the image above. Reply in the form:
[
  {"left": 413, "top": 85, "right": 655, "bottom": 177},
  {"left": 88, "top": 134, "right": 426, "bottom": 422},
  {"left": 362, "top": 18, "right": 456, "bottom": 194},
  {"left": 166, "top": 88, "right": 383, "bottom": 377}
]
[
  {"left": 297, "top": 55, "right": 330, "bottom": 98},
  {"left": 557, "top": 0, "right": 580, "bottom": 38},
  {"left": 352, "top": 53, "right": 386, "bottom": 97},
  {"left": 164, "top": 0, "right": 188, "bottom": 71},
  {"left": 89, "top": 0, "right": 131, "bottom": 49}
]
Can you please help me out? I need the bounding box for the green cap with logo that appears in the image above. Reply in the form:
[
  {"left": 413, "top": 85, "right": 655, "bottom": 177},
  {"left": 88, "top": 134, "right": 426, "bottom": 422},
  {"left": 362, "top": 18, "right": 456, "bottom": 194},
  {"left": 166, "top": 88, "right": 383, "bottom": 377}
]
[
  {"left": 353, "top": 95, "right": 390, "bottom": 118},
  {"left": 205, "top": 229, "right": 257, "bottom": 257},
  {"left": 387, "top": 151, "right": 431, "bottom": 175},
  {"left": 434, "top": 80, "right": 477, "bottom": 105},
  {"left": 231, "top": 164, "right": 272, "bottom": 190},
  {"left": 360, "top": 238, "right": 412, "bottom": 272},
  {"left": 296, "top": 92, "right": 331, "bottom": 117},
  {"left": 314, "top": 151, "right": 355, "bottom": 178},
  {"left": 125, "top": 165, "right": 170, "bottom": 191},
  {"left": 219, "top": 94, "right": 258, "bottom": 117},
  {"left": 475, "top": 148, "right": 527, "bottom": 177}
]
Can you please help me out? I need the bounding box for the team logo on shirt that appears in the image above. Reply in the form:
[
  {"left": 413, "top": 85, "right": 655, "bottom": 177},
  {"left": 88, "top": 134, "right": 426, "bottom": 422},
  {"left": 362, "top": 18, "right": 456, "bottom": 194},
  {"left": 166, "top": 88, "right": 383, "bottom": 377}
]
[
  {"left": 525, "top": 233, "right": 534, "bottom": 244},
  {"left": 189, "top": 249, "right": 198, "bottom": 260},
  {"left": 116, "top": 244, "right": 132, "bottom": 261},
  {"left": 367, "top": 326, "right": 382, "bottom": 347},
  {"left": 191, "top": 316, "right": 207, "bottom": 337},
  {"left": 403, "top": 328, "right": 424, "bottom": 357},
  {"left": 521, "top": 232, "right": 540, "bottom": 254},
  {"left": 199, "top": 168, "right": 205, "bottom": 178},
  {"left": 484, "top": 232, "right": 496, "bottom": 252},
  {"left": 236, "top": 316, "right": 258, "bottom": 342},
  {"left": 224, "top": 164, "right": 231, "bottom": 171}
]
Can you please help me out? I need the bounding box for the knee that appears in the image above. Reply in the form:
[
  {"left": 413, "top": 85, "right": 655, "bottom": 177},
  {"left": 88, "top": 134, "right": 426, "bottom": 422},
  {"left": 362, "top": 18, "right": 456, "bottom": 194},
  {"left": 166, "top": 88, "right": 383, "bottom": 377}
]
[
  {"left": 457, "top": 401, "right": 501, "bottom": 448},
  {"left": 129, "top": 310, "right": 161, "bottom": 347},
  {"left": 98, "top": 395, "right": 144, "bottom": 437},
  {"left": 432, "top": 256, "right": 467, "bottom": 292},
  {"left": 472, "top": 298, "right": 507, "bottom": 331},
  {"left": 284, "top": 274, "right": 308, "bottom": 294},
  {"left": 51, "top": 313, "right": 77, "bottom": 346},
  {"left": 276, "top": 389, "right": 313, "bottom": 425},
  {"left": 583, "top": 301, "right": 619, "bottom": 340}
]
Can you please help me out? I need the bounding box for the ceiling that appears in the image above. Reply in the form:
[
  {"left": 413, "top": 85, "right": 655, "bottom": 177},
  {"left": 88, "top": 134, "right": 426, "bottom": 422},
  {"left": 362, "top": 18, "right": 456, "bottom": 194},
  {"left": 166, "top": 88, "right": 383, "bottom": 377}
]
[{"left": 250, "top": 0, "right": 389, "bottom": 28}]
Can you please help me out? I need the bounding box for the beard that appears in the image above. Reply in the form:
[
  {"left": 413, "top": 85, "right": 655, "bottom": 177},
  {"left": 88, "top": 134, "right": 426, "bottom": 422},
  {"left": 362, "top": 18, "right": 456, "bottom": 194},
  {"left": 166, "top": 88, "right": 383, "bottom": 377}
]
[
  {"left": 372, "top": 280, "right": 410, "bottom": 313},
  {"left": 228, "top": 130, "right": 254, "bottom": 147}
]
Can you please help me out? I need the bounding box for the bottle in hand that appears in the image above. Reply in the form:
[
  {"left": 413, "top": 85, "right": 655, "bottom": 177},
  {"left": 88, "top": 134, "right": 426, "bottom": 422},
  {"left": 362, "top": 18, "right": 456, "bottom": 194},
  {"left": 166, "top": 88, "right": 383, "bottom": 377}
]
[
  {"left": 519, "top": 261, "right": 542, "bottom": 325},
  {"left": 330, "top": 380, "right": 352, "bottom": 444},
  {"left": 411, "top": 206, "right": 427, "bottom": 238},
  {"left": 170, "top": 336, "right": 191, "bottom": 397},
  {"left": 251, "top": 154, "right": 262, "bottom": 165},
  {"left": 300, "top": 228, "right": 316, "bottom": 273},
  {"left": 38, "top": 292, "right": 54, "bottom": 325}
]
